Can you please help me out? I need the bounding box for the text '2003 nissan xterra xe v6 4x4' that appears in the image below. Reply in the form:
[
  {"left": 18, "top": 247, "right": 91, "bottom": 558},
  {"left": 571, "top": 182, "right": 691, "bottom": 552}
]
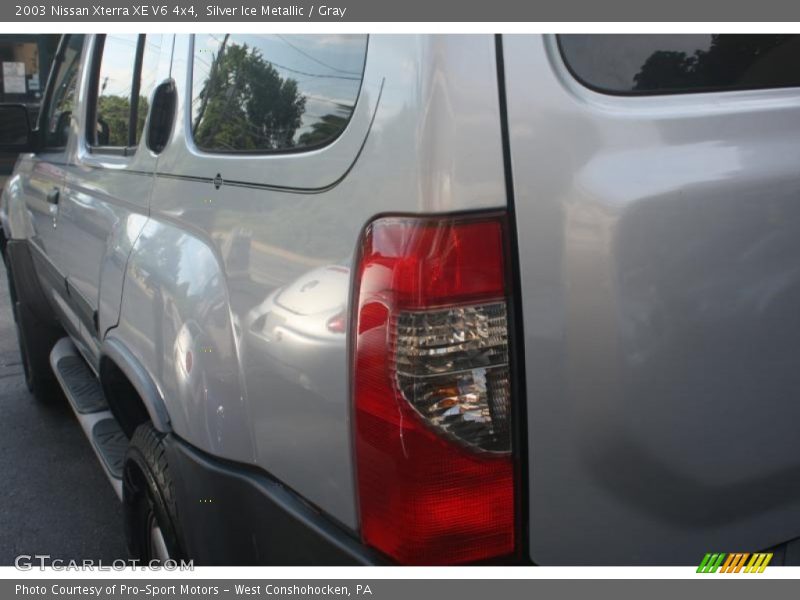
[{"left": 2, "top": 33, "right": 800, "bottom": 566}]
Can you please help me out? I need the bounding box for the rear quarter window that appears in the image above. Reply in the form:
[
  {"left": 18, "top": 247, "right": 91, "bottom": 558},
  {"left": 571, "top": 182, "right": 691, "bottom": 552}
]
[
  {"left": 190, "top": 34, "right": 367, "bottom": 153},
  {"left": 558, "top": 34, "right": 800, "bottom": 95}
]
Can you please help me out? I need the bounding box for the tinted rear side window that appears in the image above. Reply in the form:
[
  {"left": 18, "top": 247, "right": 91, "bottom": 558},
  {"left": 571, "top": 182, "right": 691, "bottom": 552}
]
[
  {"left": 558, "top": 34, "right": 800, "bottom": 95},
  {"left": 88, "top": 34, "right": 167, "bottom": 149},
  {"left": 190, "top": 34, "right": 367, "bottom": 153},
  {"left": 93, "top": 34, "right": 139, "bottom": 147}
]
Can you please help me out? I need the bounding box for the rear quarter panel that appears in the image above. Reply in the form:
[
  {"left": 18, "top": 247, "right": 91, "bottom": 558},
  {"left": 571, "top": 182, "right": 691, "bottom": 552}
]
[{"left": 114, "top": 34, "right": 507, "bottom": 529}]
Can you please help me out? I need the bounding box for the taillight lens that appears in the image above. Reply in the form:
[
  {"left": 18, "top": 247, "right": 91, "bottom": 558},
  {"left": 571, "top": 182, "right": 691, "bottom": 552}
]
[{"left": 352, "top": 214, "right": 515, "bottom": 565}]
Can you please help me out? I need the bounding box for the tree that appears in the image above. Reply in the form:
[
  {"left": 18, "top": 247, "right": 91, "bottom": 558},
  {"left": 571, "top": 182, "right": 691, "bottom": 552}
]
[
  {"left": 96, "top": 94, "right": 131, "bottom": 146},
  {"left": 192, "top": 41, "right": 306, "bottom": 151},
  {"left": 634, "top": 34, "right": 796, "bottom": 92}
]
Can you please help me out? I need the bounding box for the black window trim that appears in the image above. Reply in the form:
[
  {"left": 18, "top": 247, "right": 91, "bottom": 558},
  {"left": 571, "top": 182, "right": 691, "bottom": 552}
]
[
  {"left": 556, "top": 34, "right": 800, "bottom": 98},
  {"left": 86, "top": 33, "right": 146, "bottom": 157},
  {"left": 38, "top": 34, "right": 84, "bottom": 154},
  {"left": 187, "top": 33, "right": 369, "bottom": 157}
]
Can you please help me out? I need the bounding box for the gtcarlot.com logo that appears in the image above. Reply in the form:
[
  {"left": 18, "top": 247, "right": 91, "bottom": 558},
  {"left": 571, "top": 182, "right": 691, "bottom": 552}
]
[
  {"left": 14, "top": 554, "right": 194, "bottom": 571},
  {"left": 697, "top": 552, "right": 773, "bottom": 573}
]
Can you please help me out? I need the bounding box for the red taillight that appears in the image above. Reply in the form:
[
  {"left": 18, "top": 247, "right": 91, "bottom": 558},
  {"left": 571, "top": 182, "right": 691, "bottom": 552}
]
[{"left": 352, "top": 213, "right": 515, "bottom": 565}]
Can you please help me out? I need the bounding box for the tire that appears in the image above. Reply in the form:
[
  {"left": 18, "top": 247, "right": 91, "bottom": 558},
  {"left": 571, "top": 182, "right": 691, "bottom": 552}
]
[
  {"left": 3, "top": 250, "right": 19, "bottom": 315},
  {"left": 4, "top": 242, "right": 63, "bottom": 402},
  {"left": 12, "top": 299, "right": 60, "bottom": 402},
  {"left": 124, "top": 423, "right": 186, "bottom": 563}
]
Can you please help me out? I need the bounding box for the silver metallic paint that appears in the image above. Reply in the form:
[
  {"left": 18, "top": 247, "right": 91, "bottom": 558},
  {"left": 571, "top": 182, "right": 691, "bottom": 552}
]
[
  {"left": 506, "top": 35, "right": 800, "bottom": 564},
  {"left": 114, "top": 34, "right": 507, "bottom": 529}
]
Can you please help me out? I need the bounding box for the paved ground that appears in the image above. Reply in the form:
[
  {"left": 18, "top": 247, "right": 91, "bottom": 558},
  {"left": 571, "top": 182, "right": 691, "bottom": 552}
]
[{"left": 0, "top": 260, "right": 127, "bottom": 564}]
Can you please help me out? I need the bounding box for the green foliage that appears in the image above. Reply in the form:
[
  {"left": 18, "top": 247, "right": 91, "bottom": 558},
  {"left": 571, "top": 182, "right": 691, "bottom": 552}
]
[
  {"left": 193, "top": 42, "right": 306, "bottom": 151},
  {"left": 93, "top": 94, "right": 149, "bottom": 146},
  {"left": 97, "top": 94, "right": 132, "bottom": 146}
]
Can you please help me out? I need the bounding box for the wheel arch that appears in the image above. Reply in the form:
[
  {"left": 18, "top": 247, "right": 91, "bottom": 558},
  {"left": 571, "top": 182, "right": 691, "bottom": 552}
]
[{"left": 100, "top": 337, "right": 171, "bottom": 435}]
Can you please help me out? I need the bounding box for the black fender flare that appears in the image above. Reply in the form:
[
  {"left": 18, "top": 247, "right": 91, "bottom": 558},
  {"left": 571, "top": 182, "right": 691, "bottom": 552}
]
[{"left": 100, "top": 337, "right": 171, "bottom": 433}]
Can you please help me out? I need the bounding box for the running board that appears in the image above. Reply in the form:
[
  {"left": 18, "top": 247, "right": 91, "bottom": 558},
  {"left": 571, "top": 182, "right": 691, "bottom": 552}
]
[
  {"left": 91, "top": 418, "right": 126, "bottom": 479},
  {"left": 50, "top": 338, "right": 124, "bottom": 499},
  {"left": 53, "top": 353, "right": 107, "bottom": 413}
]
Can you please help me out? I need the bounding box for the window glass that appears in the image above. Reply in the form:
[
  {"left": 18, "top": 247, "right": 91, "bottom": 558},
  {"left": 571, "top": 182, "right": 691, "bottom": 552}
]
[
  {"left": 92, "top": 34, "right": 138, "bottom": 147},
  {"left": 0, "top": 37, "right": 59, "bottom": 104},
  {"left": 134, "top": 34, "right": 166, "bottom": 144},
  {"left": 191, "top": 34, "right": 367, "bottom": 153},
  {"left": 558, "top": 34, "right": 800, "bottom": 95},
  {"left": 44, "top": 34, "right": 84, "bottom": 148}
]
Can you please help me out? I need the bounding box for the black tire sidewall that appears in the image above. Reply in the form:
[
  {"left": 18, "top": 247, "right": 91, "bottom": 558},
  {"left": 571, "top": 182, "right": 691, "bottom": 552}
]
[
  {"left": 124, "top": 425, "right": 185, "bottom": 564},
  {"left": 5, "top": 243, "right": 62, "bottom": 402}
]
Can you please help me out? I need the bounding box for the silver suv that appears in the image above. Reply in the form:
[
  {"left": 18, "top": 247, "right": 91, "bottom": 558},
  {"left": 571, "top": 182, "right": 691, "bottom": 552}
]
[{"left": 2, "top": 33, "right": 800, "bottom": 566}]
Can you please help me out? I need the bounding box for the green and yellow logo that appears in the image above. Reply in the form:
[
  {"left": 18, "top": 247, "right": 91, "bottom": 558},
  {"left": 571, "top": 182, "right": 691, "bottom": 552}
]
[{"left": 697, "top": 552, "right": 773, "bottom": 573}]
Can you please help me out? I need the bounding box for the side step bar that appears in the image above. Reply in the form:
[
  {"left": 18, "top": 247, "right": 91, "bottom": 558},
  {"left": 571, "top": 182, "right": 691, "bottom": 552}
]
[{"left": 50, "top": 338, "right": 125, "bottom": 499}]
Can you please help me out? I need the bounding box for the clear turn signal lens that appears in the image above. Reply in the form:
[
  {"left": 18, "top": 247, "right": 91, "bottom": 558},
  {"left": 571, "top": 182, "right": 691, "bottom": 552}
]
[{"left": 393, "top": 302, "right": 510, "bottom": 453}]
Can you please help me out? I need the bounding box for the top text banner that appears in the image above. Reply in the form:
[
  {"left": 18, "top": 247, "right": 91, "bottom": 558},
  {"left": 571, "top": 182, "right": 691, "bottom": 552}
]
[{"left": 4, "top": 0, "right": 800, "bottom": 21}]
